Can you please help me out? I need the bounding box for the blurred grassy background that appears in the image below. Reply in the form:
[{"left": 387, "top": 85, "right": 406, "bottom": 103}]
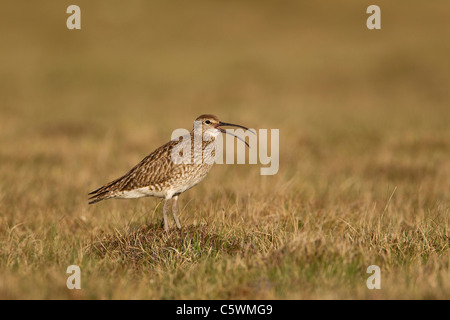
[{"left": 0, "top": 1, "right": 449, "bottom": 299}]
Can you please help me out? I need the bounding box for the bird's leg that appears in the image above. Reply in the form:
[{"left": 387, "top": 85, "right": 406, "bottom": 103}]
[
  {"left": 162, "top": 199, "right": 170, "bottom": 232},
  {"left": 172, "top": 195, "right": 182, "bottom": 229}
]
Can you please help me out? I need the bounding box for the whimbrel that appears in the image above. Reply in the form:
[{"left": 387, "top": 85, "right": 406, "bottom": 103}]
[{"left": 88, "top": 114, "right": 253, "bottom": 232}]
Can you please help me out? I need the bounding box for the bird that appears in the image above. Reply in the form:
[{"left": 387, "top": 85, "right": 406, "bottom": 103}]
[{"left": 88, "top": 114, "right": 254, "bottom": 232}]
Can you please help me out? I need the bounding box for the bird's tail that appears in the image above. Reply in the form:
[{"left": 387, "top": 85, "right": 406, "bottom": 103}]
[
  {"left": 88, "top": 195, "right": 106, "bottom": 205},
  {"left": 88, "top": 172, "right": 130, "bottom": 204},
  {"left": 88, "top": 188, "right": 111, "bottom": 205}
]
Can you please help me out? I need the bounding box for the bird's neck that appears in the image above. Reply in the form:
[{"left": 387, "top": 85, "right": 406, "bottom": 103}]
[{"left": 190, "top": 131, "right": 217, "bottom": 165}]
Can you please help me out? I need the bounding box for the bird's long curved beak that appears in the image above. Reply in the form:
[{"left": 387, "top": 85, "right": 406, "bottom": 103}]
[{"left": 215, "top": 121, "right": 256, "bottom": 148}]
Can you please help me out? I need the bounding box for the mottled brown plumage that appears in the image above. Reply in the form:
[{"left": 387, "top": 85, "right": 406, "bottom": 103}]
[
  {"left": 89, "top": 114, "right": 253, "bottom": 232},
  {"left": 88, "top": 138, "right": 181, "bottom": 204}
]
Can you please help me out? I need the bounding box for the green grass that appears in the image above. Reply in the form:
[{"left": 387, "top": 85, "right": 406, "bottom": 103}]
[{"left": 0, "top": 0, "right": 449, "bottom": 299}]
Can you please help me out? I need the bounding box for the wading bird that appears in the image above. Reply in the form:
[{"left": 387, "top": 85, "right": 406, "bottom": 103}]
[{"left": 88, "top": 114, "right": 253, "bottom": 232}]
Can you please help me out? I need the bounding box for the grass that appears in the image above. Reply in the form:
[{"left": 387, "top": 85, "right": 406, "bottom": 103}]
[{"left": 0, "top": 1, "right": 449, "bottom": 299}]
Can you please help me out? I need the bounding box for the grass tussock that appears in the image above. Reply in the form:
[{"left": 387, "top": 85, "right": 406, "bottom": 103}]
[{"left": 87, "top": 224, "right": 255, "bottom": 269}]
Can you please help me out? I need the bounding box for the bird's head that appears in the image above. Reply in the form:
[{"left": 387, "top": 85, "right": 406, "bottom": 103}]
[{"left": 194, "top": 114, "right": 255, "bottom": 147}]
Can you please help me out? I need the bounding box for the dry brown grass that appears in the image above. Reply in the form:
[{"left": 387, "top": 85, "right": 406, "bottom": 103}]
[{"left": 0, "top": 1, "right": 449, "bottom": 299}]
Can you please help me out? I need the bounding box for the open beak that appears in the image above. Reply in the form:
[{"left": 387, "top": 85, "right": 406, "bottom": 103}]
[{"left": 215, "top": 121, "right": 256, "bottom": 148}]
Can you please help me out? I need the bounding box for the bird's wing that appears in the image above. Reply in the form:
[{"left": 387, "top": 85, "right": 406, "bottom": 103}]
[{"left": 88, "top": 138, "right": 182, "bottom": 202}]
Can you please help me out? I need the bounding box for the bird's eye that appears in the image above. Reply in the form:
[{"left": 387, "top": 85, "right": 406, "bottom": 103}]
[{"left": 205, "top": 120, "right": 211, "bottom": 124}]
